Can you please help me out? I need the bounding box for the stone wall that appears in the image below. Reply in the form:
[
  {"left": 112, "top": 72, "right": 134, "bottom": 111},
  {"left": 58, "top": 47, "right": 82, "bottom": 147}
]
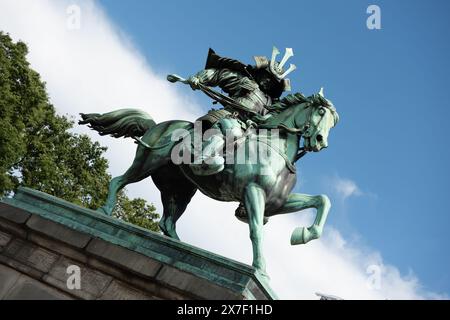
[{"left": 0, "top": 187, "right": 276, "bottom": 300}]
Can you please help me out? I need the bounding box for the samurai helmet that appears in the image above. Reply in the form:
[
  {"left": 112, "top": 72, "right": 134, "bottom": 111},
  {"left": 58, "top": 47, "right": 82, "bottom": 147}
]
[{"left": 253, "top": 46, "right": 297, "bottom": 91}]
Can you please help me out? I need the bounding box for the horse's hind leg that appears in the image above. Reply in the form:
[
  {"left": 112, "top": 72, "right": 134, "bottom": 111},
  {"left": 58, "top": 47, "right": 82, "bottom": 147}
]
[
  {"left": 98, "top": 175, "right": 123, "bottom": 215},
  {"left": 151, "top": 165, "right": 197, "bottom": 240},
  {"left": 98, "top": 144, "right": 163, "bottom": 216},
  {"left": 98, "top": 174, "right": 131, "bottom": 216},
  {"left": 158, "top": 190, "right": 196, "bottom": 240}
]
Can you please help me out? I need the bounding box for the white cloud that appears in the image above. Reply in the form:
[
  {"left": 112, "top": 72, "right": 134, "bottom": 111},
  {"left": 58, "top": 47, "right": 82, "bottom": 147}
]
[
  {"left": 1, "top": 0, "right": 446, "bottom": 300},
  {"left": 333, "top": 176, "right": 362, "bottom": 200},
  {"left": 0, "top": 0, "right": 199, "bottom": 202},
  {"left": 179, "top": 201, "right": 447, "bottom": 299}
]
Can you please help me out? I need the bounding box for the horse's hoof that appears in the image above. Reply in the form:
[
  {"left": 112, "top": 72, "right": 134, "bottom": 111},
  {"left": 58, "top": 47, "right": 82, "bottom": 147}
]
[
  {"left": 162, "top": 229, "right": 181, "bottom": 241},
  {"left": 256, "top": 270, "right": 271, "bottom": 283},
  {"left": 291, "top": 226, "right": 321, "bottom": 245},
  {"left": 291, "top": 227, "right": 306, "bottom": 246},
  {"left": 291, "top": 227, "right": 313, "bottom": 246},
  {"left": 96, "top": 206, "right": 111, "bottom": 216},
  {"left": 167, "top": 232, "right": 180, "bottom": 241}
]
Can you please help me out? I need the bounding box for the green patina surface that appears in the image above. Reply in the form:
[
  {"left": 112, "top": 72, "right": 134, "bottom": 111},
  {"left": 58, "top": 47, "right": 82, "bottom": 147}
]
[
  {"left": 77, "top": 48, "right": 339, "bottom": 280},
  {"left": 2, "top": 187, "right": 277, "bottom": 299}
]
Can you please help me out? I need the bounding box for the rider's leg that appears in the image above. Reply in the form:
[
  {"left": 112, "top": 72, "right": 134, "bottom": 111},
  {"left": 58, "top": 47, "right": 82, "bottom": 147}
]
[
  {"left": 190, "top": 118, "right": 243, "bottom": 176},
  {"left": 190, "top": 124, "right": 225, "bottom": 176},
  {"left": 220, "top": 117, "right": 244, "bottom": 139}
]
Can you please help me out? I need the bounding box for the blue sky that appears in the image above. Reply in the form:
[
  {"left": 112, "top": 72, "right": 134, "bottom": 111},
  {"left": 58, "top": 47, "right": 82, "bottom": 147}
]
[
  {"left": 1, "top": 0, "right": 448, "bottom": 298},
  {"left": 98, "top": 0, "right": 450, "bottom": 295}
]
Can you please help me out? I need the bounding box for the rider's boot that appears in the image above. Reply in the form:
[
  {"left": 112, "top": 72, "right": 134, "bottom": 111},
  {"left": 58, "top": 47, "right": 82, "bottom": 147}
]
[{"left": 190, "top": 134, "right": 225, "bottom": 176}]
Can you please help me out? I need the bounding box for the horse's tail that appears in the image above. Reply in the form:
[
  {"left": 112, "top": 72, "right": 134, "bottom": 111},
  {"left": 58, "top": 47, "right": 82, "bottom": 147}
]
[{"left": 78, "top": 108, "right": 156, "bottom": 138}]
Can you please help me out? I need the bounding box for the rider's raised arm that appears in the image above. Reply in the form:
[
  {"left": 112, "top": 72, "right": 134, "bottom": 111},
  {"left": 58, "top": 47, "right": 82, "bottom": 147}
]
[
  {"left": 188, "top": 68, "right": 243, "bottom": 93},
  {"left": 188, "top": 68, "right": 219, "bottom": 89}
]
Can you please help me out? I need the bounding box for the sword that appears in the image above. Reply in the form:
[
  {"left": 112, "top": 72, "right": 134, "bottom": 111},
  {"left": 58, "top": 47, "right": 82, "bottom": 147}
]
[{"left": 167, "top": 74, "right": 309, "bottom": 162}]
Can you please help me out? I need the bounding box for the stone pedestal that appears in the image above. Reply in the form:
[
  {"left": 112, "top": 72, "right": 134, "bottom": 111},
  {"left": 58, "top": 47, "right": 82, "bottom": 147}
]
[{"left": 0, "top": 187, "right": 277, "bottom": 300}]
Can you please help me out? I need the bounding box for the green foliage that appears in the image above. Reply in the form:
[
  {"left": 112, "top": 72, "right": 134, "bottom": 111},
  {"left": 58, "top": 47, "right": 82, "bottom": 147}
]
[
  {"left": 0, "top": 31, "right": 159, "bottom": 231},
  {"left": 114, "top": 192, "right": 160, "bottom": 232}
]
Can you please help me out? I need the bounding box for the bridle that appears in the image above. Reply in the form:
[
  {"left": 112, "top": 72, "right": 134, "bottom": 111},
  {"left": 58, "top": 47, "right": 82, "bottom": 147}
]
[
  {"left": 257, "top": 101, "right": 330, "bottom": 164},
  {"left": 259, "top": 101, "right": 331, "bottom": 163},
  {"left": 294, "top": 101, "right": 331, "bottom": 162}
]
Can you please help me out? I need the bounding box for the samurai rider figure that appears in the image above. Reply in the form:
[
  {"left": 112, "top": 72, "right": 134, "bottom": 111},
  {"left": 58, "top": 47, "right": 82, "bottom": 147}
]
[{"left": 182, "top": 47, "right": 297, "bottom": 177}]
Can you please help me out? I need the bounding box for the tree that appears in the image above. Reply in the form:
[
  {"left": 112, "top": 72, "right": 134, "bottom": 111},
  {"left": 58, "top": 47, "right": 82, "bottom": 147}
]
[
  {"left": 114, "top": 192, "right": 160, "bottom": 232},
  {"left": 0, "top": 31, "right": 160, "bottom": 231}
]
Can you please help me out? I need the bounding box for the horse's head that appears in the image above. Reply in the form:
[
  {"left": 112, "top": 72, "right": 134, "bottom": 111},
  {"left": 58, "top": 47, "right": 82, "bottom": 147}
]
[
  {"left": 262, "top": 90, "right": 339, "bottom": 152},
  {"left": 294, "top": 89, "right": 339, "bottom": 152}
]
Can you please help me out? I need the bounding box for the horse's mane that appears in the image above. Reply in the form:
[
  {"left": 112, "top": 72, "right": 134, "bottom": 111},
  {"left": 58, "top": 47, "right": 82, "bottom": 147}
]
[
  {"left": 255, "top": 92, "right": 339, "bottom": 126},
  {"left": 266, "top": 93, "right": 309, "bottom": 113},
  {"left": 250, "top": 93, "right": 308, "bottom": 123}
]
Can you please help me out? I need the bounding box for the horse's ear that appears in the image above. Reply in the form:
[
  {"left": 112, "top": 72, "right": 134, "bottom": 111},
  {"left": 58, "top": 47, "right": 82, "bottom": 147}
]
[{"left": 319, "top": 87, "right": 324, "bottom": 97}]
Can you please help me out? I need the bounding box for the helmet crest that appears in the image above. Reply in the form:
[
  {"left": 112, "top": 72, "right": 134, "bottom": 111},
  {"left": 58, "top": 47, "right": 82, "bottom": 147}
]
[{"left": 253, "top": 46, "right": 297, "bottom": 91}]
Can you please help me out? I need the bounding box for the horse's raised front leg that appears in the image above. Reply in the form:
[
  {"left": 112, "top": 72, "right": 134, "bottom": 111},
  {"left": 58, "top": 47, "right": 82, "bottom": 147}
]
[
  {"left": 276, "top": 193, "right": 331, "bottom": 245},
  {"left": 244, "top": 183, "right": 268, "bottom": 279}
]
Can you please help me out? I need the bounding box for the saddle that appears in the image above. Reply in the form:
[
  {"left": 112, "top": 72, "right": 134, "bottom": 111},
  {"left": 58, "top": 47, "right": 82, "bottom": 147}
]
[{"left": 196, "top": 108, "right": 232, "bottom": 127}]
